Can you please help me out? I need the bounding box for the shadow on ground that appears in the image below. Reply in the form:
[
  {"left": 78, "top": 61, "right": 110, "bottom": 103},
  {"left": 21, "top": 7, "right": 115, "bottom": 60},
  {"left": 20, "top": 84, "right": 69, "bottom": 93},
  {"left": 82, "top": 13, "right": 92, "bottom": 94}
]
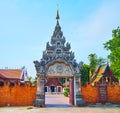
[
  {"left": 87, "top": 104, "right": 120, "bottom": 108},
  {"left": 45, "top": 103, "right": 120, "bottom": 108},
  {"left": 46, "top": 104, "right": 73, "bottom": 108}
]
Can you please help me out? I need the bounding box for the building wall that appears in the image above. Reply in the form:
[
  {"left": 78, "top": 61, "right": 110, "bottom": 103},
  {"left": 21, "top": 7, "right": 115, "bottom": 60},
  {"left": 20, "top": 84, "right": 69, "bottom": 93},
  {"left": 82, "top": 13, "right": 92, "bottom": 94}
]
[
  {"left": 45, "top": 78, "right": 63, "bottom": 93},
  {"left": 81, "top": 83, "right": 120, "bottom": 104},
  {"left": 107, "top": 83, "right": 120, "bottom": 103},
  {"left": 0, "top": 82, "right": 36, "bottom": 106},
  {"left": 0, "top": 82, "right": 120, "bottom": 106},
  {"left": 81, "top": 83, "right": 98, "bottom": 104}
]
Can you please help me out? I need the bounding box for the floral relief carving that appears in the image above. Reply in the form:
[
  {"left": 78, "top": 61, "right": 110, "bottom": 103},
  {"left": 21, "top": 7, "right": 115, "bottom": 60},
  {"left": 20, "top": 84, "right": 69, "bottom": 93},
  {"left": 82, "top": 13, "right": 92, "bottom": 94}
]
[{"left": 47, "top": 63, "right": 73, "bottom": 77}]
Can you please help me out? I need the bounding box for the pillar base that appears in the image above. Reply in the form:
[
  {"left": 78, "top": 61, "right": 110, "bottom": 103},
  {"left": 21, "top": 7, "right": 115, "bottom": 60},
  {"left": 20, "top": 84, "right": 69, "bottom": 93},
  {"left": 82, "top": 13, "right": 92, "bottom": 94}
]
[
  {"left": 34, "top": 99, "right": 45, "bottom": 107},
  {"left": 76, "top": 98, "right": 86, "bottom": 107}
]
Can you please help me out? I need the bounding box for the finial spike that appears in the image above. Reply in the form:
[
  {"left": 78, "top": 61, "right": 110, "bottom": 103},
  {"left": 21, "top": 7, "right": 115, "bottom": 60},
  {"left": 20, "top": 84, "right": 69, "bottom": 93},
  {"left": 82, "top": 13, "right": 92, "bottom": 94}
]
[{"left": 56, "top": 9, "right": 60, "bottom": 20}]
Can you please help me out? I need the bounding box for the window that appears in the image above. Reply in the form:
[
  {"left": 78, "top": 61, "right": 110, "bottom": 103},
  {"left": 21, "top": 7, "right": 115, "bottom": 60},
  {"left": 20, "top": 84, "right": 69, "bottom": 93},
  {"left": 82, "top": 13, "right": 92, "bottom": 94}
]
[
  {"left": 56, "top": 49, "right": 61, "bottom": 54},
  {"left": 0, "top": 82, "right": 4, "bottom": 86},
  {"left": 57, "top": 42, "right": 60, "bottom": 46}
]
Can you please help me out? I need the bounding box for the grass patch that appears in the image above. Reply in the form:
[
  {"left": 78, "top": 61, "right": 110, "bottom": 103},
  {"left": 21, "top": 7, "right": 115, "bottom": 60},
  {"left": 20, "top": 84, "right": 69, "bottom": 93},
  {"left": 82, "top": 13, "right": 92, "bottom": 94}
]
[{"left": 27, "top": 106, "right": 33, "bottom": 109}]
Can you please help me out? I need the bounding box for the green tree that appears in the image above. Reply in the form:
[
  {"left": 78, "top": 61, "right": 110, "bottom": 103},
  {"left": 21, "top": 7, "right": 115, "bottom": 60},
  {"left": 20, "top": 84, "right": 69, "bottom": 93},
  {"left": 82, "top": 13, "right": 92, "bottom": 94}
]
[
  {"left": 88, "top": 54, "right": 98, "bottom": 74},
  {"left": 63, "top": 87, "right": 70, "bottom": 97},
  {"left": 97, "top": 57, "right": 106, "bottom": 65},
  {"left": 88, "top": 53, "right": 106, "bottom": 78},
  {"left": 88, "top": 54, "right": 106, "bottom": 74},
  {"left": 32, "top": 76, "right": 37, "bottom": 86},
  {"left": 81, "top": 64, "right": 90, "bottom": 86},
  {"left": 28, "top": 76, "right": 37, "bottom": 86},
  {"left": 80, "top": 55, "right": 106, "bottom": 85},
  {"left": 104, "top": 27, "right": 120, "bottom": 79},
  {"left": 59, "top": 78, "right": 69, "bottom": 84},
  {"left": 28, "top": 76, "right": 32, "bottom": 82}
]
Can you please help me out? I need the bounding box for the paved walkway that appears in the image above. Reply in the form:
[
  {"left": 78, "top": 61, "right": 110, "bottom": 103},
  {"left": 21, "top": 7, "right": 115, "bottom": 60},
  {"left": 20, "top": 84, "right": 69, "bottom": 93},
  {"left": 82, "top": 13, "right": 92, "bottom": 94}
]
[
  {"left": 45, "top": 94, "right": 72, "bottom": 107},
  {"left": 0, "top": 106, "right": 119, "bottom": 113},
  {"left": 0, "top": 94, "right": 120, "bottom": 113}
]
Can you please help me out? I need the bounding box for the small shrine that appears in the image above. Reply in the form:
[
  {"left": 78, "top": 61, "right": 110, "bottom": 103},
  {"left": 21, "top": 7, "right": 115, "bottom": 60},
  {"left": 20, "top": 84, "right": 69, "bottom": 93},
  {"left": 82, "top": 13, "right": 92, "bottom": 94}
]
[{"left": 90, "top": 64, "right": 118, "bottom": 85}]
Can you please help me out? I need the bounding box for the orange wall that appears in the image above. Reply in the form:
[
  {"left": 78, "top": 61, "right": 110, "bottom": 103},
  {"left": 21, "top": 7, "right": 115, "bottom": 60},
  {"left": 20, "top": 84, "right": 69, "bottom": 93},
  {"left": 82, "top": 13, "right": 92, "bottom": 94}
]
[
  {"left": 0, "top": 82, "right": 37, "bottom": 106},
  {"left": 81, "top": 83, "right": 120, "bottom": 104},
  {"left": 107, "top": 83, "right": 120, "bottom": 103},
  {"left": 0, "top": 82, "right": 120, "bottom": 106},
  {"left": 81, "top": 83, "right": 98, "bottom": 104}
]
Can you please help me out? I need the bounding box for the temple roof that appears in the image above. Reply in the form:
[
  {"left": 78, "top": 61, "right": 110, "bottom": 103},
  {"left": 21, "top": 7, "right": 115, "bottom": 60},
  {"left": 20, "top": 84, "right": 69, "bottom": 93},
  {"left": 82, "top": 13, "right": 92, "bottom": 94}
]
[
  {"left": 34, "top": 9, "right": 79, "bottom": 75},
  {"left": 90, "top": 64, "right": 117, "bottom": 84},
  {"left": 42, "top": 9, "right": 74, "bottom": 63},
  {"left": 0, "top": 69, "right": 22, "bottom": 80}
]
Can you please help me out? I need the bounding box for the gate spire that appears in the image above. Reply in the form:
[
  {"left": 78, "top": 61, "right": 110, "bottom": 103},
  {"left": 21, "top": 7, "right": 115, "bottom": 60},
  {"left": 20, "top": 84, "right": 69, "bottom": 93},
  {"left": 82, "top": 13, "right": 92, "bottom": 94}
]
[{"left": 56, "top": 9, "right": 60, "bottom": 20}]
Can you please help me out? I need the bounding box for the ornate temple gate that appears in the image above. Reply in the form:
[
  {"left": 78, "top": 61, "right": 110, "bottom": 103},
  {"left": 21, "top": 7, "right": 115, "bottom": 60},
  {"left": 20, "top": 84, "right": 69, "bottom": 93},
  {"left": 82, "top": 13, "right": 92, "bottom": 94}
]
[
  {"left": 46, "top": 61, "right": 75, "bottom": 105},
  {"left": 33, "top": 10, "right": 85, "bottom": 107}
]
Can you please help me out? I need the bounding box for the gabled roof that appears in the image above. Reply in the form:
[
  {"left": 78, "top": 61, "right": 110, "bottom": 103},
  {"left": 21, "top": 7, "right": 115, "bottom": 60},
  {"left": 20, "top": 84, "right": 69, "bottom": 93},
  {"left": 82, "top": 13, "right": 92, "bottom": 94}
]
[
  {"left": 0, "top": 69, "right": 22, "bottom": 80},
  {"left": 91, "top": 64, "right": 109, "bottom": 84},
  {"left": 45, "top": 78, "right": 63, "bottom": 86},
  {"left": 0, "top": 74, "right": 6, "bottom": 79}
]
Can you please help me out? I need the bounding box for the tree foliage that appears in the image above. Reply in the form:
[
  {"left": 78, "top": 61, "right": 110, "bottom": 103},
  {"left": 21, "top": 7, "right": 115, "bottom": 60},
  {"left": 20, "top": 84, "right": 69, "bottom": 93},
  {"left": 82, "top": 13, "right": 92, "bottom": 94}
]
[
  {"left": 28, "top": 76, "right": 37, "bottom": 86},
  {"left": 80, "top": 54, "right": 106, "bottom": 86},
  {"left": 59, "top": 78, "right": 69, "bottom": 84},
  {"left": 104, "top": 27, "right": 120, "bottom": 79},
  {"left": 88, "top": 54, "right": 98, "bottom": 74},
  {"left": 88, "top": 53, "right": 106, "bottom": 74},
  {"left": 81, "top": 64, "right": 90, "bottom": 86},
  {"left": 63, "top": 87, "right": 70, "bottom": 97}
]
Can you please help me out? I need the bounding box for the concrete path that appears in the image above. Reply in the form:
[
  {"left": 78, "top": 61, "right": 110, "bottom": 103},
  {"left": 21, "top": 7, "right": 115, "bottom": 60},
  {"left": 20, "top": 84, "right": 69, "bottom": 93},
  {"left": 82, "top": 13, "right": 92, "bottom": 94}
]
[
  {"left": 45, "top": 94, "right": 72, "bottom": 107},
  {"left": 0, "top": 106, "right": 119, "bottom": 113}
]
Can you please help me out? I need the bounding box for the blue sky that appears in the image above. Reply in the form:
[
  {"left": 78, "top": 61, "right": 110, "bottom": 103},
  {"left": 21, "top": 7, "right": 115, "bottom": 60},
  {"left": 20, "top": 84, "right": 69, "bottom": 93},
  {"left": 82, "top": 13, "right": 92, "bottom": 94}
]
[{"left": 0, "top": 0, "right": 120, "bottom": 77}]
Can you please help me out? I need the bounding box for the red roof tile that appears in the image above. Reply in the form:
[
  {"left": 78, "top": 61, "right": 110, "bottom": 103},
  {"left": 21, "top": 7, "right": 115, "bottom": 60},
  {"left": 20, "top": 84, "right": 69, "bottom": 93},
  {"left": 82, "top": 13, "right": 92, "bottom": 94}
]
[
  {"left": 0, "top": 69, "right": 22, "bottom": 80},
  {"left": 0, "top": 74, "right": 6, "bottom": 79}
]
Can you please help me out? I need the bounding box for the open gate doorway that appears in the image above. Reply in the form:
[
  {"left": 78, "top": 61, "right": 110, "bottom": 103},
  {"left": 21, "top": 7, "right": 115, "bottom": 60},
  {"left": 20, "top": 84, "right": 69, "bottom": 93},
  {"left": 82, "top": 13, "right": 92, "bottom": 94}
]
[
  {"left": 34, "top": 61, "right": 85, "bottom": 107},
  {"left": 45, "top": 76, "right": 74, "bottom": 107}
]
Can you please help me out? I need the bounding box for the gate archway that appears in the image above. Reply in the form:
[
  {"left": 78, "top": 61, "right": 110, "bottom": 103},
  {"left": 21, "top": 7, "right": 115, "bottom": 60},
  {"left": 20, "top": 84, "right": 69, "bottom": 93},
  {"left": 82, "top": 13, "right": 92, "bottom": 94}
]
[
  {"left": 33, "top": 10, "right": 85, "bottom": 107},
  {"left": 46, "top": 61, "right": 74, "bottom": 105}
]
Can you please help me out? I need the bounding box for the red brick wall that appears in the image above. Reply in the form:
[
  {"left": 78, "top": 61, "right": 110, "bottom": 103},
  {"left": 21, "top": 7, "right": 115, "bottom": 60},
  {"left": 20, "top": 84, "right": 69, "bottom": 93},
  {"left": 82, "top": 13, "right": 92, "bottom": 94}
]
[
  {"left": 107, "top": 83, "right": 120, "bottom": 103},
  {"left": 0, "top": 82, "right": 120, "bottom": 106},
  {"left": 81, "top": 83, "right": 98, "bottom": 104},
  {"left": 0, "top": 82, "right": 37, "bottom": 106},
  {"left": 81, "top": 83, "right": 120, "bottom": 104}
]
